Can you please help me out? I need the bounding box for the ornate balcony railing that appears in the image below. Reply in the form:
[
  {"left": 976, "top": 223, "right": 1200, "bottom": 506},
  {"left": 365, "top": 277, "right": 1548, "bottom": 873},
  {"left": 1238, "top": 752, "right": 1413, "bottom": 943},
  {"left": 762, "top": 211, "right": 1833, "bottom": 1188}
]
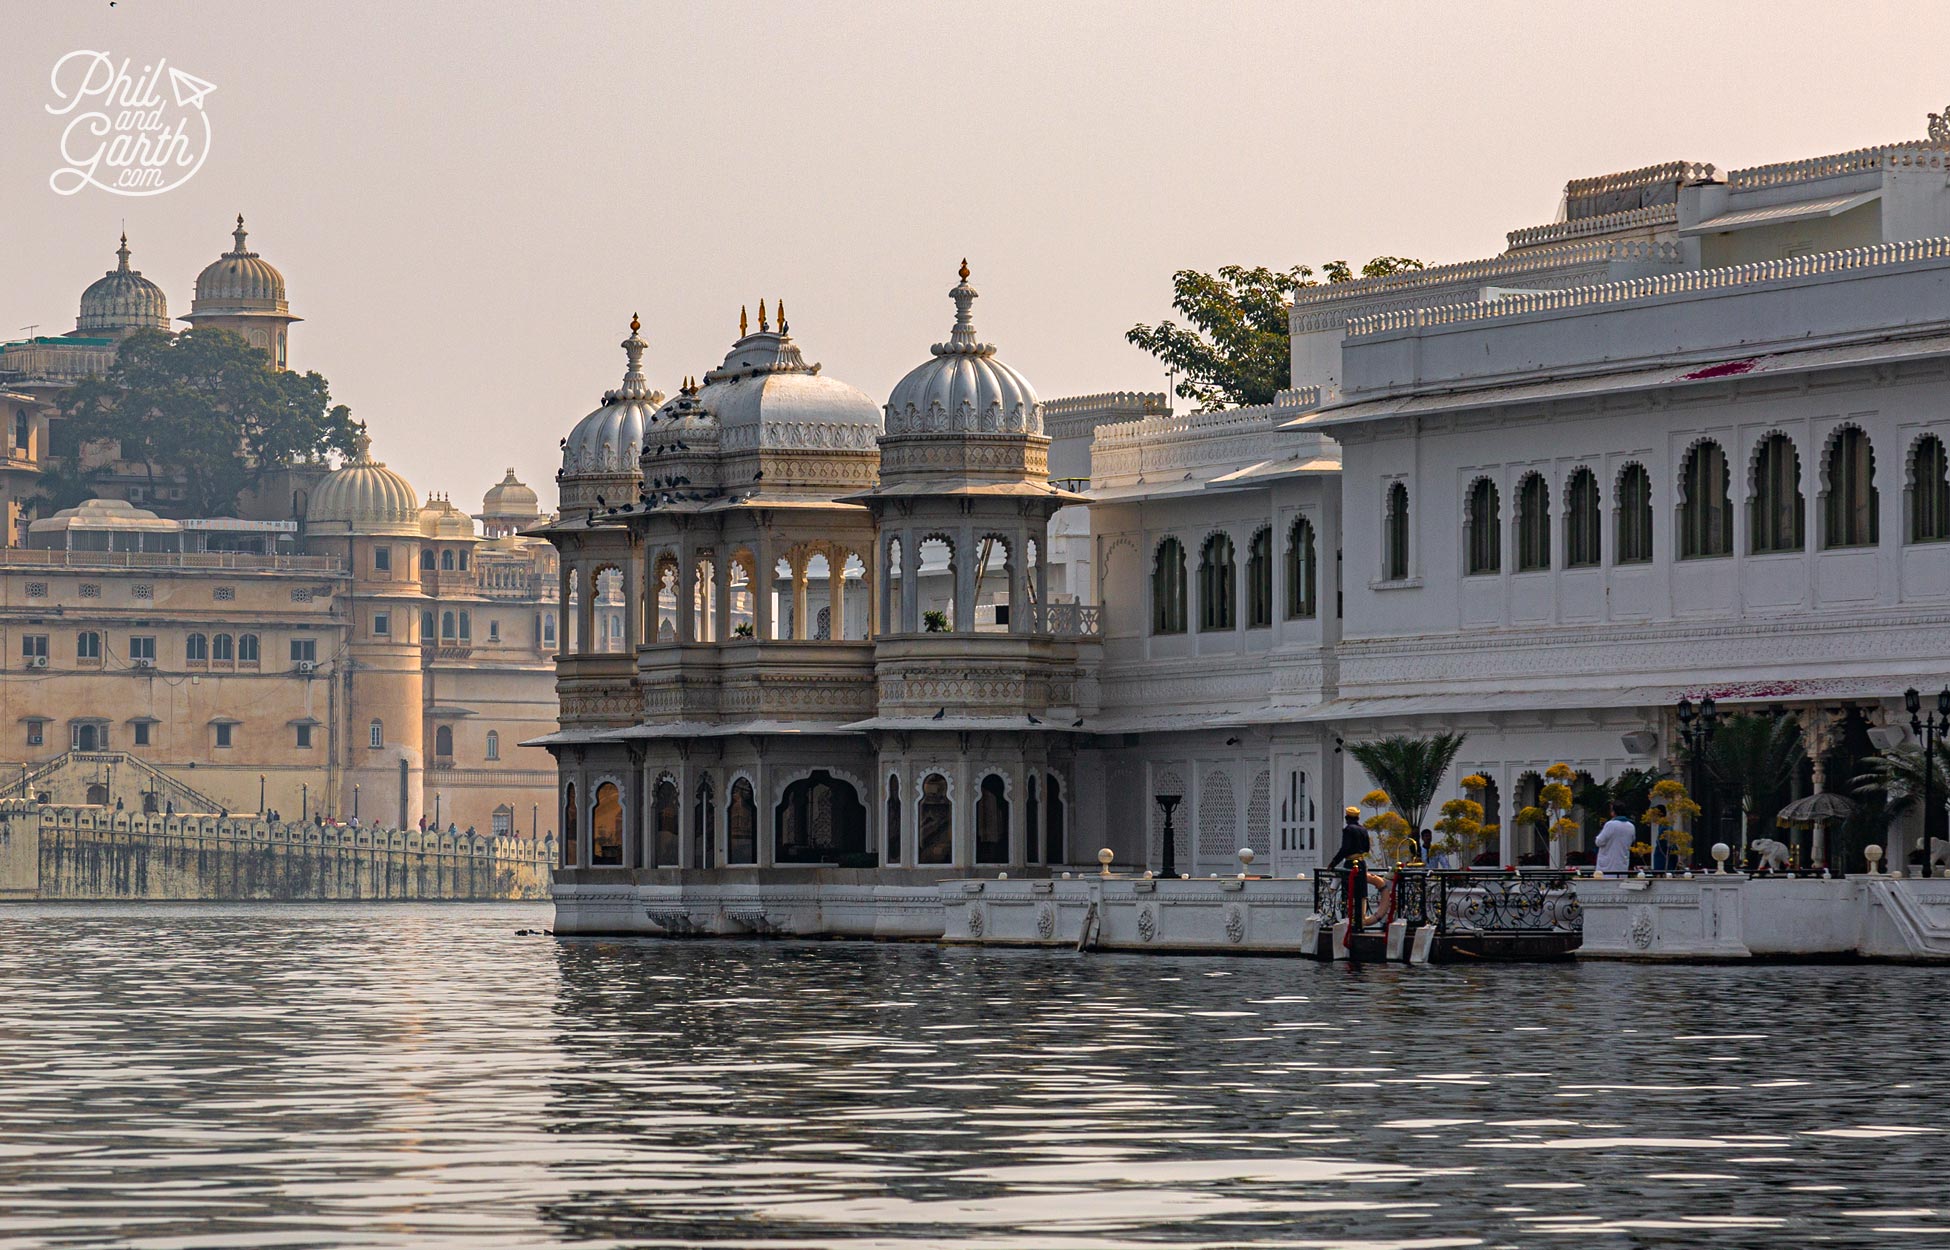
[
  {"left": 1312, "top": 867, "right": 1582, "bottom": 936},
  {"left": 1031, "top": 602, "right": 1101, "bottom": 637}
]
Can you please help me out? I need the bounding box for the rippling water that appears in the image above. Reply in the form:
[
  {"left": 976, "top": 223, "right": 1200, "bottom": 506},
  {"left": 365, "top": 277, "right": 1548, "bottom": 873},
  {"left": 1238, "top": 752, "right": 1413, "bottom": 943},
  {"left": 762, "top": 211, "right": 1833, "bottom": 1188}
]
[{"left": 1, "top": 903, "right": 1945, "bottom": 1248}]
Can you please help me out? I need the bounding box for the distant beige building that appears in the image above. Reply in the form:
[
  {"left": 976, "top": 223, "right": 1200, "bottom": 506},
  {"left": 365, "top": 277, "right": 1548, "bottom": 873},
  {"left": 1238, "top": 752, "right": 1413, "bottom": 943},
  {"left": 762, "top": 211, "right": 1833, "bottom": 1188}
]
[{"left": 0, "top": 219, "right": 563, "bottom": 836}]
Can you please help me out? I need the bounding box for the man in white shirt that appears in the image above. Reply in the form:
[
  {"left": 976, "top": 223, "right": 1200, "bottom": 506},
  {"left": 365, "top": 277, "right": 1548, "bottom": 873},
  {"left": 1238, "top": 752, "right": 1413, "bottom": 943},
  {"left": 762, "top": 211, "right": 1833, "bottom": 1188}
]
[{"left": 1594, "top": 802, "right": 1635, "bottom": 874}]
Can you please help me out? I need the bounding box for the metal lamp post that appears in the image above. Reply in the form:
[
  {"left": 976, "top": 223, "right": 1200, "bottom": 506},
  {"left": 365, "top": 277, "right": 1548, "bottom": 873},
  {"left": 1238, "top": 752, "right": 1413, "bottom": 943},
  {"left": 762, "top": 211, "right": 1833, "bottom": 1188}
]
[
  {"left": 258, "top": 774, "right": 266, "bottom": 816},
  {"left": 1676, "top": 695, "right": 1720, "bottom": 867},
  {"left": 435, "top": 792, "right": 443, "bottom": 829},
  {"left": 1906, "top": 686, "right": 1950, "bottom": 877},
  {"left": 301, "top": 782, "right": 308, "bottom": 824},
  {"left": 1155, "top": 793, "right": 1182, "bottom": 878},
  {"left": 353, "top": 783, "right": 361, "bottom": 821}
]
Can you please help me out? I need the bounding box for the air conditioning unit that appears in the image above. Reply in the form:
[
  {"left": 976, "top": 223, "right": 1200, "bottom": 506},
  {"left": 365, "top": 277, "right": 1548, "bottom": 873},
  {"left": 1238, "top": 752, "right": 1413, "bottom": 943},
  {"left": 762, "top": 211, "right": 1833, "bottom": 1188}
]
[
  {"left": 26, "top": 655, "right": 47, "bottom": 669},
  {"left": 295, "top": 660, "right": 317, "bottom": 675},
  {"left": 132, "top": 658, "right": 155, "bottom": 670}
]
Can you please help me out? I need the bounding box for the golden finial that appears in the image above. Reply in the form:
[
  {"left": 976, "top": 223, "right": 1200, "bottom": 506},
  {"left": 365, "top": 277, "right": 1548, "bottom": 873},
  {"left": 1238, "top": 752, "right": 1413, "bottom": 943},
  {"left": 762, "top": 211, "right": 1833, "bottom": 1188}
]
[
  {"left": 740, "top": 305, "right": 748, "bottom": 336},
  {"left": 958, "top": 258, "right": 970, "bottom": 282},
  {"left": 758, "top": 299, "right": 769, "bottom": 333},
  {"left": 776, "top": 299, "right": 786, "bottom": 333},
  {"left": 630, "top": 311, "right": 641, "bottom": 335}
]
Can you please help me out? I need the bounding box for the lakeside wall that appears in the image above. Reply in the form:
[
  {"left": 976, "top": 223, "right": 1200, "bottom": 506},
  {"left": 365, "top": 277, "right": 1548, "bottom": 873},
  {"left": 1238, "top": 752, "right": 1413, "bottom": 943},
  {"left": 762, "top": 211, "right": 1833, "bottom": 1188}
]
[{"left": 0, "top": 801, "right": 553, "bottom": 902}]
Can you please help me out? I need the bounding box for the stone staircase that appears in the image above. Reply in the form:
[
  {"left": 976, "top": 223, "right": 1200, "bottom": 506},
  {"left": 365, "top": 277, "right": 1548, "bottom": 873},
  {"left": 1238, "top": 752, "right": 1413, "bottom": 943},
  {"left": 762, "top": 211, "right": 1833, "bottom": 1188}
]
[{"left": 0, "top": 752, "right": 229, "bottom": 815}]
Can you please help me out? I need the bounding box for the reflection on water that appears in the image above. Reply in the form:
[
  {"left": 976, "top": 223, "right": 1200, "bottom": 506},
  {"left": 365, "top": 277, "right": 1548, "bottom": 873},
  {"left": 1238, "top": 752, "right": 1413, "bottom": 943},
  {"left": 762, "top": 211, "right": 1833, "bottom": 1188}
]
[{"left": 0, "top": 903, "right": 1944, "bottom": 1248}]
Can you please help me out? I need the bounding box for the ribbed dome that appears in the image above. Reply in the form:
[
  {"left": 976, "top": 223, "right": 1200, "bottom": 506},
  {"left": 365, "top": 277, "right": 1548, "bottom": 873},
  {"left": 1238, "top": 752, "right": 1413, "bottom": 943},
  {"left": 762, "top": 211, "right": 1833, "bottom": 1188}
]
[
  {"left": 77, "top": 233, "right": 168, "bottom": 335},
  {"left": 562, "top": 315, "right": 666, "bottom": 484},
  {"left": 696, "top": 303, "right": 881, "bottom": 455},
  {"left": 884, "top": 262, "right": 1040, "bottom": 436},
  {"left": 307, "top": 428, "right": 421, "bottom": 536},
  {"left": 480, "top": 468, "right": 539, "bottom": 519},
  {"left": 419, "top": 494, "right": 478, "bottom": 540},
  {"left": 191, "top": 216, "right": 289, "bottom": 313}
]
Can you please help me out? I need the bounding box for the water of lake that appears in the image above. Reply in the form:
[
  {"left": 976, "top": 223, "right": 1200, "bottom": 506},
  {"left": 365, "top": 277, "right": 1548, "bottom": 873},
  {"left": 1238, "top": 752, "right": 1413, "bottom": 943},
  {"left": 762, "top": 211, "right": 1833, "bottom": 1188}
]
[{"left": 0, "top": 902, "right": 1942, "bottom": 1248}]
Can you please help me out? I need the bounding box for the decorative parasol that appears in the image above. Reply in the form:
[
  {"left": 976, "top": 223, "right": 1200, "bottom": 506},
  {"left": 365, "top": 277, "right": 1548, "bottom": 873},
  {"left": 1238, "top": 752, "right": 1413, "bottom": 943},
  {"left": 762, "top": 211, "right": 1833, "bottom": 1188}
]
[{"left": 1776, "top": 792, "right": 1856, "bottom": 825}]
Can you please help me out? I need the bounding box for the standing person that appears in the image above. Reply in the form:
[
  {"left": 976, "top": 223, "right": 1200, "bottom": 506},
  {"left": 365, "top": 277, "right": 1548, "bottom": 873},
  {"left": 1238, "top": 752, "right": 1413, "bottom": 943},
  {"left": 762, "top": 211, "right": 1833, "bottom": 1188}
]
[
  {"left": 1594, "top": 801, "right": 1635, "bottom": 875},
  {"left": 1329, "top": 806, "right": 1372, "bottom": 933}
]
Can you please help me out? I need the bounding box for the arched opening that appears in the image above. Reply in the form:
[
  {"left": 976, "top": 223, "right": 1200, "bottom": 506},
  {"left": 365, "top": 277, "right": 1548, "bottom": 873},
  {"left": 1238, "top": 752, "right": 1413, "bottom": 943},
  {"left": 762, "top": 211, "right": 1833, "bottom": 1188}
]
[
  {"left": 485, "top": 730, "right": 499, "bottom": 760},
  {"left": 1286, "top": 517, "right": 1317, "bottom": 619},
  {"left": 1465, "top": 478, "right": 1501, "bottom": 574},
  {"left": 1616, "top": 463, "right": 1653, "bottom": 564},
  {"left": 421, "top": 610, "right": 435, "bottom": 641},
  {"left": 774, "top": 770, "right": 867, "bottom": 864},
  {"left": 212, "top": 633, "right": 235, "bottom": 662},
  {"left": 1910, "top": 435, "right": 1950, "bottom": 543},
  {"left": 973, "top": 535, "right": 1010, "bottom": 633},
  {"left": 434, "top": 725, "right": 454, "bottom": 758},
  {"left": 653, "top": 775, "right": 679, "bottom": 867},
  {"left": 771, "top": 556, "right": 797, "bottom": 640},
  {"left": 590, "top": 781, "right": 624, "bottom": 866},
  {"left": 142, "top": 791, "right": 159, "bottom": 815},
  {"left": 918, "top": 537, "right": 955, "bottom": 632},
  {"left": 728, "top": 551, "right": 756, "bottom": 638},
  {"left": 368, "top": 719, "right": 383, "bottom": 749},
  {"left": 885, "top": 775, "right": 902, "bottom": 864},
  {"left": 693, "top": 557, "right": 716, "bottom": 641},
  {"left": 1383, "top": 481, "right": 1410, "bottom": 580},
  {"left": 1515, "top": 472, "right": 1550, "bottom": 571},
  {"left": 442, "top": 611, "right": 456, "bottom": 640},
  {"left": 238, "top": 634, "right": 259, "bottom": 663},
  {"left": 727, "top": 779, "right": 757, "bottom": 864},
  {"left": 841, "top": 552, "right": 868, "bottom": 639},
  {"left": 1679, "top": 441, "right": 1732, "bottom": 559},
  {"left": 1198, "top": 534, "right": 1236, "bottom": 630},
  {"left": 918, "top": 773, "right": 952, "bottom": 864},
  {"left": 441, "top": 549, "right": 455, "bottom": 571},
  {"left": 693, "top": 775, "right": 715, "bottom": 868},
  {"left": 1152, "top": 537, "right": 1187, "bottom": 634},
  {"left": 976, "top": 773, "right": 1010, "bottom": 863},
  {"left": 1751, "top": 433, "right": 1805, "bottom": 554},
  {"left": 75, "top": 724, "right": 100, "bottom": 752},
  {"left": 1565, "top": 467, "right": 1601, "bottom": 568},
  {"left": 421, "top": 548, "right": 435, "bottom": 571},
  {"left": 86, "top": 782, "right": 108, "bottom": 806},
  {"left": 1245, "top": 527, "right": 1272, "bottom": 628},
  {"left": 1822, "top": 426, "right": 1879, "bottom": 549},
  {"left": 1045, "top": 774, "right": 1066, "bottom": 865},
  {"left": 186, "top": 633, "right": 208, "bottom": 662},
  {"left": 883, "top": 537, "right": 904, "bottom": 635},
  {"left": 562, "top": 782, "right": 578, "bottom": 867}
]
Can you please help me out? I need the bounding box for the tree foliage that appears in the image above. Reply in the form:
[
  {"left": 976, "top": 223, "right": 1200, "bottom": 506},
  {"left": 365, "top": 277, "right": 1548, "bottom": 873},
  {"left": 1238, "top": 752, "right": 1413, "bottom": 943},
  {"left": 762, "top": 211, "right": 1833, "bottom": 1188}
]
[
  {"left": 1126, "top": 258, "right": 1424, "bottom": 410},
  {"left": 1699, "top": 714, "right": 1803, "bottom": 818},
  {"left": 1346, "top": 731, "right": 1467, "bottom": 836},
  {"left": 55, "top": 328, "right": 357, "bottom": 516}
]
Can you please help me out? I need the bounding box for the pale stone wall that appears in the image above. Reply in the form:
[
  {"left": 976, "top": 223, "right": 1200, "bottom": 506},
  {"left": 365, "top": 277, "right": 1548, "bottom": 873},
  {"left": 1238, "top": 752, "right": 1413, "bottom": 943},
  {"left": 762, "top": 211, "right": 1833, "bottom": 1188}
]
[{"left": 0, "top": 801, "right": 551, "bottom": 901}]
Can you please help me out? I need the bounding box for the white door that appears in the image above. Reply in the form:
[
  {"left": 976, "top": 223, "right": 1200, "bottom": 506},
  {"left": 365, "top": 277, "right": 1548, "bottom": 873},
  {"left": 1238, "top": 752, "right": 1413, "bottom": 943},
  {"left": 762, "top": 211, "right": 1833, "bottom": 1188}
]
[{"left": 1272, "top": 759, "right": 1318, "bottom": 877}]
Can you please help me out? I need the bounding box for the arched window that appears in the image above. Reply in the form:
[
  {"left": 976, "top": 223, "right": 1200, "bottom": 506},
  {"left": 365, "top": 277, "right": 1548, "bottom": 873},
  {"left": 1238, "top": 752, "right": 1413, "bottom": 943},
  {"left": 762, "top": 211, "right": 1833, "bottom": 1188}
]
[
  {"left": 1565, "top": 467, "right": 1600, "bottom": 568},
  {"left": 12, "top": 409, "right": 27, "bottom": 451},
  {"left": 693, "top": 776, "right": 715, "bottom": 868},
  {"left": 1045, "top": 774, "right": 1066, "bottom": 865},
  {"left": 1285, "top": 517, "right": 1317, "bottom": 618},
  {"left": 1679, "top": 441, "right": 1732, "bottom": 558},
  {"left": 442, "top": 611, "right": 456, "bottom": 639},
  {"left": 727, "top": 778, "right": 757, "bottom": 864},
  {"left": 774, "top": 770, "right": 866, "bottom": 864},
  {"left": 458, "top": 611, "right": 471, "bottom": 639},
  {"left": 1823, "top": 426, "right": 1879, "bottom": 549},
  {"left": 1198, "top": 534, "right": 1236, "bottom": 630},
  {"left": 186, "top": 632, "right": 207, "bottom": 662},
  {"left": 76, "top": 630, "right": 100, "bottom": 660},
  {"left": 1617, "top": 463, "right": 1653, "bottom": 564},
  {"left": 422, "top": 610, "right": 435, "bottom": 641},
  {"left": 441, "top": 549, "right": 455, "bottom": 571},
  {"left": 653, "top": 776, "right": 679, "bottom": 866},
  {"left": 212, "top": 633, "right": 234, "bottom": 662},
  {"left": 485, "top": 730, "right": 499, "bottom": 760},
  {"left": 238, "top": 633, "right": 260, "bottom": 662},
  {"left": 1465, "top": 478, "right": 1501, "bottom": 575},
  {"left": 1245, "top": 528, "right": 1272, "bottom": 628},
  {"left": 885, "top": 775, "right": 902, "bottom": 865},
  {"left": 543, "top": 613, "right": 557, "bottom": 645},
  {"left": 369, "top": 719, "right": 383, "bottom": 749},
  {"left": 976, "top": 774, "right": 1010, "bottom": 864},
  {"left": 1750, "top": 433, "right": 1805, "bottom": 554},
  {"left": 458, "top": 551, "right": 468, "bottom": 571},
  {"left": 918, "top": 773, "right": 952, "bottom": 864},
  {"left": 421, "top": 548, "right": 435, "bottom": 571},
  {"left": 1911, "top": 435, "right": 1950, "bottom": 543},
  {"left": 1152, "top": 538, "right": 1187, "bottom": 634},
  {"left": 590, "top": 781, "right": 624, "bottom": 866},
  {"left": 561, "top": 782, "right": 578, "bottom": 867},
  {"left": 435, "top": 725, "right": 453, "bottom": 757},
  {"left": 1376, "top": 481, "right": 1407, "bottom": 581},
  {"left": 1516, "top": 472, "right": 1550, "bottom": 571}
]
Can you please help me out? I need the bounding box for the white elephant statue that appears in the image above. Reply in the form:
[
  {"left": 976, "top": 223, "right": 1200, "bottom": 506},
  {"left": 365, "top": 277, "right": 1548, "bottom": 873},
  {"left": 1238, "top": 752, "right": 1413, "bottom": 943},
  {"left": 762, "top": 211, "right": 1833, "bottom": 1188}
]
[{"left": 1750, "top": 838, "right": 1791, "bottom": 872}]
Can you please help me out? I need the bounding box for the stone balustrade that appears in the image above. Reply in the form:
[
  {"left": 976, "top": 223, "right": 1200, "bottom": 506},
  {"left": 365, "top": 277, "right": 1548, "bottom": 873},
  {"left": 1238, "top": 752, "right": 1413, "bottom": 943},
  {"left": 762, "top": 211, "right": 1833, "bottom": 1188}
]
[
  {"left": 1288, "top": 239, "right": 1681, "bottom": 316},
  {"left": 1506, "top": 203, "right": 1678, "bottom": 250},
  {"left": 1726, "top": 143, "right": 1950, "bottom": 190},
  {"left": 1562, "top": 160, "right": 1715, "bottom": 203}
]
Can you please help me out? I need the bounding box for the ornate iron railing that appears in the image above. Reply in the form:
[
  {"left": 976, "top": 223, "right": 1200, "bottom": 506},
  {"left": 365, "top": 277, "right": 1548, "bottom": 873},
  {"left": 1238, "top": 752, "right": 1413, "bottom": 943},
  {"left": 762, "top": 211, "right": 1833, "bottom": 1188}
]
[{"left": 1312, "top": 867, "right": 1581, "bottom": 936}]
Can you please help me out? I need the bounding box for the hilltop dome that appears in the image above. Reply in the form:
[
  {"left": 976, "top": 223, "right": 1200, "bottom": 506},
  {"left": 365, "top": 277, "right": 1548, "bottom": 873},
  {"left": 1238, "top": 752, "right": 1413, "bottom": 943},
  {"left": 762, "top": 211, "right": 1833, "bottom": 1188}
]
[
  {"left": 190, "top": 216, "right": 291, "bottom": 315},
  {"left": 884, "top": 261, "right": 1040, "bottom": 436},
  {"left": 481, "top": 468, "right": 539, "bottom": 520},
  {"left": 307, "top": 427, "right": 421, "bottom": 536},
  {"left": 76, "top": 232, "right": 168, "bottom": 336},
  {"left": 560, "top": 315, "right": 666, "bottom": 508},
  {"left": 694, "top": 301, "right": 881, "bottom": 457}
]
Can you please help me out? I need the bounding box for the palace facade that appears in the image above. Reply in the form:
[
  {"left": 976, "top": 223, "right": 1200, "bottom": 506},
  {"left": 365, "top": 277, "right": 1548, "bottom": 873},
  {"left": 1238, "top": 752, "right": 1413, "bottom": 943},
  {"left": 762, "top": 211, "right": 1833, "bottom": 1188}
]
[
  {"left": 0, "top": 221, "right": 564, "bottom": 833},
  {"left": 544, "top": 115, "right": 1950, "bottom": 931}
]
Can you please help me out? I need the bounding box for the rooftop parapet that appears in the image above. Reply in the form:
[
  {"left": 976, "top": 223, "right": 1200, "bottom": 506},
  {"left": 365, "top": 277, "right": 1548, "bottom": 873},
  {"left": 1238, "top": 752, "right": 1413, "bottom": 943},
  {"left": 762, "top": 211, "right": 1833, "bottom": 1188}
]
[
  {"left": 1725, "top": 143, "right": 1950, "bottom": 191},
  {"left": 1561, "top": 160, "right": 1715, "bottom": 218},
  {"left": 1506, "top": 203, "right": 1678, "bottom": 251},
  {"left": 1090, "top": 389, "right": 1326, "bottom": 491}
]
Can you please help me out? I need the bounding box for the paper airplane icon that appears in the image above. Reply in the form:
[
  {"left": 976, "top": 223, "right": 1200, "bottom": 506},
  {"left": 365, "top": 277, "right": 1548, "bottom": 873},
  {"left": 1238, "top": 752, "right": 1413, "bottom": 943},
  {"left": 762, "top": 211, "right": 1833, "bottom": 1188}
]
[{"left": 168, "top": 67, "right": 216, "bottom": 110}]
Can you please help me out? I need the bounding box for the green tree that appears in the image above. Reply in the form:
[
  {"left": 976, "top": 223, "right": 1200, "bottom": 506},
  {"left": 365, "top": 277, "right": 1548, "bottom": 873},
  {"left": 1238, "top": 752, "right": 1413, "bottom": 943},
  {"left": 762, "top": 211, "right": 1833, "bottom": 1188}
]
[
  {"left": 1127, "top": 258, "right": 1424, "bottom": 410},
  {"left": 1346, "top": 731, "right": 1467, "bottom": 836},
  {"left": 1575, "top": 767, "right": 1664, "bottom": 825},
  {"left": 58, "top": 328, "right": 356, "bottom": 517},
  {"left": 1697, "top": 713, "right": 1803, "bottom": 846}
]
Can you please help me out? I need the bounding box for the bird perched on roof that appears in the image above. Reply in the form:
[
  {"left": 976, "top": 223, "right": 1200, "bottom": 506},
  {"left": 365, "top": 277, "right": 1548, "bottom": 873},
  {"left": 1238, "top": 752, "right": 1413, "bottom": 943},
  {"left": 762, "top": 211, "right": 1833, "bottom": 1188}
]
[
  {"left": 931, "top": 707, "right": 946, "bottom": 720},
  {"left": 1026, "top": 714, "right": 1040, "bottom": 724},
  {"left": 1071, "top": 718, "right": 1084, "bottom": 728}
]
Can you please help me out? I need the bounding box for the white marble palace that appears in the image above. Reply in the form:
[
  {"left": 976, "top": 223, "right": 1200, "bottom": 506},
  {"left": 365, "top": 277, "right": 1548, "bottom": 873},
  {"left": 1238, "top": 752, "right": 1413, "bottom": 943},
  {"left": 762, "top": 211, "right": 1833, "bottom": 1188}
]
[{"left": 542, "top": 117, "right": 1950, "bottom": 933}]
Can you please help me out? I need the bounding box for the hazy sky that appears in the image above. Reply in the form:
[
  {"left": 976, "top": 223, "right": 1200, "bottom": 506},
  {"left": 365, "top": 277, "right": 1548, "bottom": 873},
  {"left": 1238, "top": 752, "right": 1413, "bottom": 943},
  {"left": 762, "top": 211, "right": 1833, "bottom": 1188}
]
[{"left": 7, "top": 1, "right": 1948, "bottom": 511}]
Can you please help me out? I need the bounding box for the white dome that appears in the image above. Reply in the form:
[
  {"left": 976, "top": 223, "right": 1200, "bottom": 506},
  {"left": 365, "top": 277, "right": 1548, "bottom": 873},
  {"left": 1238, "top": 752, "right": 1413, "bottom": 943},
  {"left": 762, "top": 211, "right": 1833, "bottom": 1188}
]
[
  {"left": 77, "top": 233, "right": 168, "bottom": 335},
  {"left": 695, "top": 307, "right": 880, "bottom": 456},
  {"left": 308, "top": 428, "right": 420, "bottom": 536},
  {"left": 563, "top": 315, "right": 666, "bottom": 480},
  {"left": 190, "top": 216, "right": 289, "bottom": 314},
  {"left": 884, "top": 262, "right": 1040, "bottom": 436}
]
